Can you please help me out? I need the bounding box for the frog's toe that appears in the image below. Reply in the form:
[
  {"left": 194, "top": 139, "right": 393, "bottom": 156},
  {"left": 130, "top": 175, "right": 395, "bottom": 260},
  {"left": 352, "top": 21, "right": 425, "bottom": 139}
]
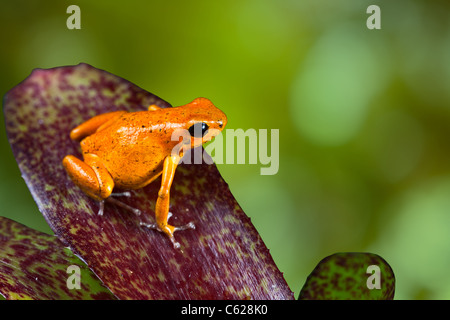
[
  {"left": 139, "top": 221, "right": 180, "bottom": 248},
  {"left": 173, "top": 221, "right": 195, "bottom": 232},
  {"left": 140, "top": 220, "right": 195, "bottom": 249},
  {"left": 170, "top": 238, "right": 181, "bottom": 249},
  {"left": 139, "top": 221, "right": 157, "bottom": 230},
  {"left": 105, "top": 196, "right": 141, "bottom": 216},
  {"left": 111, "top": 191, "right": 132, "bottom": 197},
  {"left": 140, "top": 221, "right": 195, "bottom": 232},
  {"left": 98, "top": 200, "right": 105, "bottom": 216}
]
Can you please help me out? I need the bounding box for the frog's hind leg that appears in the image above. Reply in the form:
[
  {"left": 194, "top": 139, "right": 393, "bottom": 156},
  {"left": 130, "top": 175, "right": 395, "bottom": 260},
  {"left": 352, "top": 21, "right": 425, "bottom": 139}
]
[
  {"left": 105, "top": 192, "right": 141, "bottom": 216},
  {"left": 63, "top": 154, "right": 141, "bottom": 216},
  {"left": 62, "top": 154, "right": 113, "bottom": 201}
]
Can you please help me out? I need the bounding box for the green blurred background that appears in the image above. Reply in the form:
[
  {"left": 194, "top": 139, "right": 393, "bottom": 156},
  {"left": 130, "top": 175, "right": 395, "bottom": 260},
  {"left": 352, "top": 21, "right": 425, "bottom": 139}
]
[{"left": 1, "top": 0, "right": 450, "bottom": 299}]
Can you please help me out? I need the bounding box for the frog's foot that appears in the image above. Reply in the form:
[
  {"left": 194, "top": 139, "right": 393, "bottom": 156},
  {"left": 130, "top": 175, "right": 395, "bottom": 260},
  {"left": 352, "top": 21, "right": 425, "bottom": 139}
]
[
  {"left": 98, "top": 200, "right": 105, "bottom": 216},
  {"left": 140, "top": 215, "right": 195, "bottom": 249},
  {"left": 97, "top": 192, "right": 141, "bottom": 216},
  {"left": 111, "top": 191, "right": 132, "bottom": 197}
]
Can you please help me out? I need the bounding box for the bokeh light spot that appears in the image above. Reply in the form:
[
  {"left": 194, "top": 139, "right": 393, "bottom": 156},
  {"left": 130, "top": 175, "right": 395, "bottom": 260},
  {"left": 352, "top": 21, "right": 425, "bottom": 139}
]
[
  {"left": 290, "top": 24, "right": 390, "bottom": 146},
  {"left": 369, "top": 110, "right": 424, "bottom": 182},
  {"left": 370, "top": 176, "right": 450, "bottom": 299}
]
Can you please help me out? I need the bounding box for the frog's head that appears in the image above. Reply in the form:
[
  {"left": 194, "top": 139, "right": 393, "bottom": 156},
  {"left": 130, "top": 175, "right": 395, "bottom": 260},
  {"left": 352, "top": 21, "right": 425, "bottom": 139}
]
[{"left": 179, "top": 97, "right": 227, "bottom": 149}]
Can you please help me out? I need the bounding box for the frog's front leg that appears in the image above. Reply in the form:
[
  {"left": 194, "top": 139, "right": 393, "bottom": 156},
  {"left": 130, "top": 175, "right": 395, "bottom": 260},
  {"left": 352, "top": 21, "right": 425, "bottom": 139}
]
[
  {"left": 141, "top": 154, "right": 195, "bottom": 249},
  {"left": 63, "top": 154, "right": 141, "bottom": 216}
]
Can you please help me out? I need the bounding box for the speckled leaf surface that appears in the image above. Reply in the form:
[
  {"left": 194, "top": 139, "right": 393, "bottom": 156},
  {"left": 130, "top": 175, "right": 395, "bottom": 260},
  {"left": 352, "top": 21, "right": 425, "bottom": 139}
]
[
  {"left": 299, "top": 252, "right": 395, "bottom": 300},
  {"left": 0, "top": 216, "right": 115, "bottom": 300},
  {"left": 3, "top": 63, "right": 294, "bottom": 300}
]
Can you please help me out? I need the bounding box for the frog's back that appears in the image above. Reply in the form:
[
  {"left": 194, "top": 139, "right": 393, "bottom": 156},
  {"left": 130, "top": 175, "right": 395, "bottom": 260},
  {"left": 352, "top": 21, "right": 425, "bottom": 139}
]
[{"left": 79, "top": 109, "right": 181, "bottom": 189}]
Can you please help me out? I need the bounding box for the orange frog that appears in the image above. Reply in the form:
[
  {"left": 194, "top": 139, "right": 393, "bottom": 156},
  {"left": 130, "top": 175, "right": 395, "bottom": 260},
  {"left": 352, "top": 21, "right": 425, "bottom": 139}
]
[{"left": 62, "top": 97, "right": 227, "bottom": 248}]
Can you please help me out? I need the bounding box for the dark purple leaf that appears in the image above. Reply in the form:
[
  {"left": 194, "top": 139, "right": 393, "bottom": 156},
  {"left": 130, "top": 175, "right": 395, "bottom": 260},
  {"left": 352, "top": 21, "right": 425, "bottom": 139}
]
[
  {"left": 299, "top": 252, "right": 395, "bottom": 300},
  {"left": 0, "top": 216, "right": 115, "bottom": 300},
  {"left": 3, "top": 63, "right": 294, "bottom": 300}
]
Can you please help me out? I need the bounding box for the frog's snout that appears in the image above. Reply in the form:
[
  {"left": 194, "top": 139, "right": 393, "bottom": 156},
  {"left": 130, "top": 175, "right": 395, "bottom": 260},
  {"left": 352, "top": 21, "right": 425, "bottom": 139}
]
[{"left": 216, "top": 110, "right": 227, "bottom": 130}]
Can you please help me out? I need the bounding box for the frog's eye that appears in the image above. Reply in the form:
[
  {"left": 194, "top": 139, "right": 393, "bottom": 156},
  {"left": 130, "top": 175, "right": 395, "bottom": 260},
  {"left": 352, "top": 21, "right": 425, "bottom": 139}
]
[{"left": 188, "top": 122, "right": 209, "bottom": 138}]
